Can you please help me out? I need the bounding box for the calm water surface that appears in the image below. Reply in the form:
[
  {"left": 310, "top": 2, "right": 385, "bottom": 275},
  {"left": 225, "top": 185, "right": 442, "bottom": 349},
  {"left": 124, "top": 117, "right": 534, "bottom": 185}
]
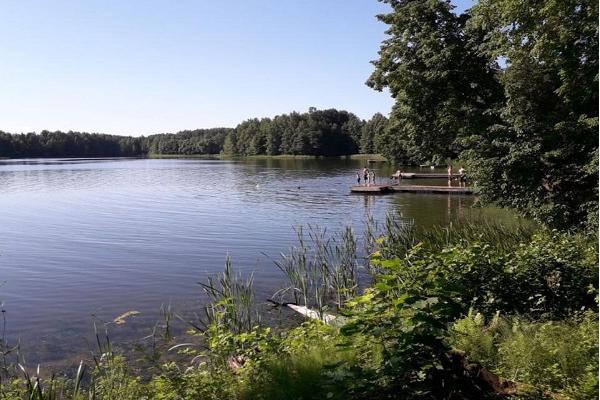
[{"left": 0, "top": 158, "right": 513, "bottom": 365}]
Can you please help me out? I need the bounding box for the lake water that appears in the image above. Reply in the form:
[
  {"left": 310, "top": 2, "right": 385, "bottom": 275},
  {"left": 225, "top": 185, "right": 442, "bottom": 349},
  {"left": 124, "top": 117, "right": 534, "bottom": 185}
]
[{"left": 0, "top": 157, "right": 513, "bottom": 366}]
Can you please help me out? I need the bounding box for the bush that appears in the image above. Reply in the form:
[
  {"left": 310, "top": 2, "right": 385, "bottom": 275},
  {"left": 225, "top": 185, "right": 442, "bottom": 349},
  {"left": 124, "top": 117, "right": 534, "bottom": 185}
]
[
  {"left": 505, "top": 233, "right": 598, "bottom": 319},
  {"left": 333, "top": 228, "right": 598, "bottom": 398},
  {"left": 150, "top": 362, "right": 238, "bottom": 400},
  {"left": 402, "top": 231, "right": 598, "bottom": 319},
  {"left": 450, "top": 311, "right": 599, "bottom": 398}
]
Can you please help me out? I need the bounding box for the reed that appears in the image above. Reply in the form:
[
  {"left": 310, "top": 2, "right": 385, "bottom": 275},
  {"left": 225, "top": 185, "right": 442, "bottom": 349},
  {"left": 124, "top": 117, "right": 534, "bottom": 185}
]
[
  {"left": 159, "top": 302, "right": 173, "bottom": 341},
  {"left": 273, "top": 225, "right": 359, "bottom": 316},
  {"left": 199, "top": 256, "right": 259, "bottom": 334},
  {"left": 0, "top": 303, "right": 20, "bottom": 382},
  {"left": 380, "top": 215, "right": 537, "bottom": 257}
]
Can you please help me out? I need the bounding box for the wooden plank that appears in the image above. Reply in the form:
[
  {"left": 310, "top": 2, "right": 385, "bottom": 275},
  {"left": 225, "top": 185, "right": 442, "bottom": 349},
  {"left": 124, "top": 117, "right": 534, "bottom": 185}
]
[
  {"left": 350, "top": 185, "right": 393, "bottom": 193},
  {"left": 351, "top": 184, "right": 473, "bottom": 195},
  {"left": 286, "top": 304, "right": 337, "bottom": 324},
  {"left": 266, "top": 299, "right": 339, "bottom": 325},
  {"left": 390, "top": 185, "right": 473, "bottom": 194},
  {"left": 391, "top": 173, "right": 461, "bottom": 179}
]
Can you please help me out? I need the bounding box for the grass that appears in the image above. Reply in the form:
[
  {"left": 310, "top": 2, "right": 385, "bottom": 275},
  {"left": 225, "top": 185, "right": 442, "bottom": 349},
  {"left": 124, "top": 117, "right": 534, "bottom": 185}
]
[
  {"left": 346, "top": 153, "right": 387, "bottom": 161},
  {"left": 241, "top": 154, "right": 322, "bottom": 160},
  {"left": 147, "top": 153, "right": 221, "bottom": 159},
  {"left": 378, "top": 213, "right": 538, "bottom": 258},
  {"left": 224, "top": 154, "right": 387, "bottom": 160},
  {"left": 240, "top": 348, "right": 340, "bottom": 400}
]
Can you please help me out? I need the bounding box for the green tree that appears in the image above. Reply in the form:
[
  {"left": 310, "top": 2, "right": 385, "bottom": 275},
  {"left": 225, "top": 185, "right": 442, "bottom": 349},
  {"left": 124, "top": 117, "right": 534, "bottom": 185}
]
[
  {"left": 360, "top": 113, "right": 388, "bottom": 154},
  {"left": 463, "top": 0, "right": 599, "bottom": 230},
  {"left": 368, "top": 0, "right": 503, "bottom": 164},
  {"left": 222, "top": 132, "right": 237, "bottom": 155}
]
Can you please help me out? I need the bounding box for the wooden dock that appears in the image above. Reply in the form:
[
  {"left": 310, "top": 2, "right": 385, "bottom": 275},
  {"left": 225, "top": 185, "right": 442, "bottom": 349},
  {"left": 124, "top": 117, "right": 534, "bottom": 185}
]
[
  {"left": 351, "top": 184, "right": 473, "bottom": 195},
  {"left": 351, "top": 185, "right": 394, "bottom": 193},
  {"left": 391, "top": 173, "right": 460, "bottom": 179}
]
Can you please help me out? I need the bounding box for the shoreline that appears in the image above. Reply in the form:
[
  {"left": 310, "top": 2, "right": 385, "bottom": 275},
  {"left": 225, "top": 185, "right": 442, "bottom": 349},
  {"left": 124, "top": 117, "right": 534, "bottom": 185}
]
[{"left": 1, "top": 153, "right": 389, "bottom": 162}]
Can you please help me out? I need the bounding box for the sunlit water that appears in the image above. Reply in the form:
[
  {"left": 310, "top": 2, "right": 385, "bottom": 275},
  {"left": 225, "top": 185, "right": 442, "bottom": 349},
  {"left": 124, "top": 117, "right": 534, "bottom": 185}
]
[{"left": 0, "top": 158, "right": 514, "bottom": 366}]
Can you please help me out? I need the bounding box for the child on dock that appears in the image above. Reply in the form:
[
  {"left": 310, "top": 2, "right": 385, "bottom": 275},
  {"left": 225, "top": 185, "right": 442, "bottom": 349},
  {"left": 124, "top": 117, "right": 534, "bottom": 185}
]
[{"left": 356, "top": 171, "right": 361, "bottom": 185}]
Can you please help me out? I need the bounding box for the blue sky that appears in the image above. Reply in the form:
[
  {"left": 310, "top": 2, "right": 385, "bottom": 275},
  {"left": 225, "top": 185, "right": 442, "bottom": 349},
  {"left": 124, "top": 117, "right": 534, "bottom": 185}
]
[{"left": 0, "top": 1, "right": 473, "bottom": 136}]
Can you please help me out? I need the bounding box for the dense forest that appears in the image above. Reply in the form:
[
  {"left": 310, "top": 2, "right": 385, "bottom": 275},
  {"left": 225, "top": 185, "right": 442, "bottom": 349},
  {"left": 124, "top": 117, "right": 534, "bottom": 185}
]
[
  {"left": 0, "top": 128, "right": 233, "bottom": 158},
  {"left": 0, "top": 109, "right": 387, "bottom": 158},
  {"left": 0, "top": 131, "right": 143, "bottom": 158},
  {"left": 145, "top": 128, "right": 233, "bottom": 155},
  {"left": 224, "top": 108, "right": 368, "bottom": 156}
]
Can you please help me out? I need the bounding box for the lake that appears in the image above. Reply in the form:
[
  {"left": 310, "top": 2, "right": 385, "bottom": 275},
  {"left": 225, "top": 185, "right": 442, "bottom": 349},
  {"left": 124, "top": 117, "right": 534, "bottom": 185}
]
[{"left": 0, "top": 157, "right": 514, "bottom": 366}]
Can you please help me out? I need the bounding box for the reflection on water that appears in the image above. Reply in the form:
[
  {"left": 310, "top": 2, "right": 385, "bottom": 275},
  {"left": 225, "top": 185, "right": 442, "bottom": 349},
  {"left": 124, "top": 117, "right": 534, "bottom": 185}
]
[{"left": 0, "top": 158, "right": 516, "bottom": 365}]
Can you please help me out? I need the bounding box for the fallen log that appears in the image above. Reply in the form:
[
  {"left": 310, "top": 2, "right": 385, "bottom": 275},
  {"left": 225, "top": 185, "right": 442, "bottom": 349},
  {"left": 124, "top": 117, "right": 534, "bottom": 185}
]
[{"left": 267, "top": 299, "right": 337, "bottom": 324}]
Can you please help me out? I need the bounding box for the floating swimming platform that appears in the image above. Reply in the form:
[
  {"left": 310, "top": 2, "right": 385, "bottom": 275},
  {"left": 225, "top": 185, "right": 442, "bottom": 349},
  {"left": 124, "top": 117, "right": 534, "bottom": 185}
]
[
  {"left": 351, "top": 184, "right": 473, "bottom": 195},
  {"left": 351, "top": 185, "right": 394, "bottom": 193},
  {"left": 391, "top": 173, "right": 461, "bottom": 179},
  {"left": 418, "top": 164, "right": 446, "bottom": 168}
]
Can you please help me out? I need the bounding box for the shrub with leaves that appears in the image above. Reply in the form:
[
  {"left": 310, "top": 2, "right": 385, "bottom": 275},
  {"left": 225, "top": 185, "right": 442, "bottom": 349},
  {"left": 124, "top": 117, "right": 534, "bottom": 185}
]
[
  {"left": 394, "top": 231, "right": 598, "bottom": 320},
  {"left": 451, "top": 311, "right": 599, "bottom": 399},
  {"left": 338, "top": 246, "right": 479, "bottom": 399}
]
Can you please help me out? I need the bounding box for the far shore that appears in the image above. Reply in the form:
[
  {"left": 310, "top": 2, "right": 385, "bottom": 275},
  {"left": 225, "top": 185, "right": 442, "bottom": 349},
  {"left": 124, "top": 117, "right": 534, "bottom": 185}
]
[
  {"left": 0, "top": 153, "right": 391, "bottom": 162},
  {"left": 148, "top": 153, "right": 389, "bottom": 161}
]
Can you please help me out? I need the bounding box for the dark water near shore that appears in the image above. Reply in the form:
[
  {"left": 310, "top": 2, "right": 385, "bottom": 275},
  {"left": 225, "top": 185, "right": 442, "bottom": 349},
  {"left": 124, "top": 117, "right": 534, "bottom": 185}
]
[{"left": 0, "top": 157, "right": 515, "bottom": 366}]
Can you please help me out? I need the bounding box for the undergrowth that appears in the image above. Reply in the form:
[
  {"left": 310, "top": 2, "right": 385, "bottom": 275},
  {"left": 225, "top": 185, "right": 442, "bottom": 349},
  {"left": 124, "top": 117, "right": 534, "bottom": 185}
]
[{"left": 0, "top": 220, "right": 596, "bottom": 399}]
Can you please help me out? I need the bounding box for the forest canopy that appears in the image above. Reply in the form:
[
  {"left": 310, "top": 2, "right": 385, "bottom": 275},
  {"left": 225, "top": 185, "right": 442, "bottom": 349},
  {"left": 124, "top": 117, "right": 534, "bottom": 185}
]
[{"left": 0, "top": 109, "right": 387, "bottom": 159}]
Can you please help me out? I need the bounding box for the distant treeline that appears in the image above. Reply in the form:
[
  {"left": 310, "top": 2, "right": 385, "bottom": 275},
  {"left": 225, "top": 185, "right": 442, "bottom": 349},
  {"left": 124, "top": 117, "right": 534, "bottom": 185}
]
[
  {"left": 0, "top": 109, "right": 388, "bottom": 158},
  {"left": 0, "top": 128, "right": 233, "bottom": 158},
  {"left": 224, "top": 108, "right": 387, "bottom": 156},
  {"left": 0, "top": 130, "right": 143, "bottom": 158},
  {"left": 146, "top": 128, "right": 232, "bottom": 156}
]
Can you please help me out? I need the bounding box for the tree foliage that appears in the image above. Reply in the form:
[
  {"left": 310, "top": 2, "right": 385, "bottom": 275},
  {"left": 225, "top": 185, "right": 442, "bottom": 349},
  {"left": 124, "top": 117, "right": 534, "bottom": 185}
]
[
  {"left": 225, "top": 109, "right": 364, "bottom": 157},
  {"left": 368, "top": 0, "right": 503, "bottom": 165},
  {"left": 0, "top": 130, "right": 143, "bottom": 158},
  {"left": 145, "top": 128, "right": 232, "bottom": 155},
  {"left": 0, "top": 110, "right": 389, "bottom": 159},
  {"left": 0, "top": 129, "right": 232, "bottom": 158},
  {"left": 370, "top": 0, "right": 598, "bottom": 230},
  {"left": 360, "top": 112, "right": 388, "bottom": 154},
  {"left": 462, "top": 0, "right": 599, "bottom": 230}
]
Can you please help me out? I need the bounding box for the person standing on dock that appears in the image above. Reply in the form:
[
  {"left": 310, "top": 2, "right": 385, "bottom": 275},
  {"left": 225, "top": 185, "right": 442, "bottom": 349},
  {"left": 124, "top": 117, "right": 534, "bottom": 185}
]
[
  {"left": 363, "top": 167, "right": 369, "bottom": 186},
  {"left": 371, "top": 170, "right": 376, "bottom": 185},
  {"left": 458, "top": 166, "right": 466, "bottom": 187},
  {"left": 356, "top": 171, "right": 361, "bottom": 185}
]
